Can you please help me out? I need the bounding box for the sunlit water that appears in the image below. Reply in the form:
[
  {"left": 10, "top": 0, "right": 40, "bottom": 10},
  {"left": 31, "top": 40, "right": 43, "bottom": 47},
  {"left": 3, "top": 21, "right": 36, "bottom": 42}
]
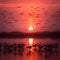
[{"left": 0, "top": 38, "right": 60, "bottom": 60}]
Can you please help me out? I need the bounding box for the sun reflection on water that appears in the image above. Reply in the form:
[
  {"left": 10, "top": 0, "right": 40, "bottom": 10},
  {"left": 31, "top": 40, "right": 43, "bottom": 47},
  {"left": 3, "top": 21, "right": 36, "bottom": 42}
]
[{"left": 29, "top": 38, "right": 33, "bottom": 46}]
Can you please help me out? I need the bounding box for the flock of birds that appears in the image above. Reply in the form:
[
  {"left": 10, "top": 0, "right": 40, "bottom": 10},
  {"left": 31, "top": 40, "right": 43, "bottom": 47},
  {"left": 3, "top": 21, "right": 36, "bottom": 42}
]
[
  {"left": 0, "top": 42, "right": 59, "bottom": 58},
  {"left": 0, "top": 5, "right": 60, "bottom": 32}
]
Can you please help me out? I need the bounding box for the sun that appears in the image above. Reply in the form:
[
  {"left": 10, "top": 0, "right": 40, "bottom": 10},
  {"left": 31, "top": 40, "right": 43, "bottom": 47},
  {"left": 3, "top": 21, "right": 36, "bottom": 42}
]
[{"left": 29, "top": 26, "right": 34, "bottom": 31}]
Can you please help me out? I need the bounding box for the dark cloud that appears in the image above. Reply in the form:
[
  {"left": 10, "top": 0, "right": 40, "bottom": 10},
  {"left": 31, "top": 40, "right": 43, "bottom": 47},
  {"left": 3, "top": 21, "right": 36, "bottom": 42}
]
[
  {"left": 0, "top": 0, "right": 23, "bottom": 3},
  {"left": 0, "top": 0, "right": 60, "bottom": 4}
]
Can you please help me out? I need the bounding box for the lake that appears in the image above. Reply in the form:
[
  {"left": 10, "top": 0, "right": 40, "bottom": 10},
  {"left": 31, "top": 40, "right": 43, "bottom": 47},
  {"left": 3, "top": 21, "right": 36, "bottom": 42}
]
[{"left": 0, "top": 38, "right": 60, "bottom": 60}]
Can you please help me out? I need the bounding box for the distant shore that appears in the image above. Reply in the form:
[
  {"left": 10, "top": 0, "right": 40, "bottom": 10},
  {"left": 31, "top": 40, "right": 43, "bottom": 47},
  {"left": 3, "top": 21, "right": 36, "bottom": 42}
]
[{"left": 0, "top": 31, "right": 60, "bottom": 39}]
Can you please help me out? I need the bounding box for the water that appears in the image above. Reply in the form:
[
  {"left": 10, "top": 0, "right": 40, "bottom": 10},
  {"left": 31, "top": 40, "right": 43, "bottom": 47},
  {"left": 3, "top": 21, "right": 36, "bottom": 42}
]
[{"left": 0, "top": 38, "right": 60, "bottom": 60}]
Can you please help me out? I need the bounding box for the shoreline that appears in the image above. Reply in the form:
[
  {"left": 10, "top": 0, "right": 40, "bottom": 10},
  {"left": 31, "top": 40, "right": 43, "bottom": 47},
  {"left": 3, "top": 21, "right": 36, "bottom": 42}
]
[{"left": 0, "top": 31, "right": 60, "bottom": 39}]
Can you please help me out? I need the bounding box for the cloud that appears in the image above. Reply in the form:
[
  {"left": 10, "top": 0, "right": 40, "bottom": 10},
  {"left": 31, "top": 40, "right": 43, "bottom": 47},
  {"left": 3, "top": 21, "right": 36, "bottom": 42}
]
[{"left": 0, "top": 0, "right": 60, "bottom": 4}]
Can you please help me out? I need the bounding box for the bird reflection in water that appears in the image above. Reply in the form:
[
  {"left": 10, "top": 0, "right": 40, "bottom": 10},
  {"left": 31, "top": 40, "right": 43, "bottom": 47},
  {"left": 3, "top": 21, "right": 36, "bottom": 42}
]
[
  {"left": 26, "top": 38, "right": 34, "bottom": 55},
  {"left": 0, "top": 40, "right": 59, "bottom": 59}
]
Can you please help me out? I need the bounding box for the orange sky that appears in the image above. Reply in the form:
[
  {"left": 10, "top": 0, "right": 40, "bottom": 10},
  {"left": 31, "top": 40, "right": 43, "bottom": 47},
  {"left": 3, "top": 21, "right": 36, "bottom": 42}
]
[
  {"left": 0, "top": 0, "right": 60, "bottom": 4},
  {"left": 0, "top": 3, "right": 60, "bottom": 32}
]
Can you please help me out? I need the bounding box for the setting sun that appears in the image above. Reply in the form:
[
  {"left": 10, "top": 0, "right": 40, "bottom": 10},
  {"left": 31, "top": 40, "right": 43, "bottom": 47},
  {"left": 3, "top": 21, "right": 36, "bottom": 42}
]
[{"left": 29, "top": 26, "right": 34, "bottom": 31}]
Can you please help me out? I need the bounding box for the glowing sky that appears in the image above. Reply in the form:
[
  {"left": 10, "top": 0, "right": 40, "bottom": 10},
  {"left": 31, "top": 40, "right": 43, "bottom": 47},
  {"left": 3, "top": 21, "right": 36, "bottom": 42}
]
[
  {"left": 0, "top": 0, "right": 60, "bottom": 4},
  {"left": 0, "top": 1, "right": 60, "bottom": 32}
]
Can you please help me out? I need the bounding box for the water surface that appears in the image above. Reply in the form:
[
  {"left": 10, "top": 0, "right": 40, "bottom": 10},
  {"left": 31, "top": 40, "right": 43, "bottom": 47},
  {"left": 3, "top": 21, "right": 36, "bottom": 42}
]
[{"left": 0, "top": 38, "right": 60, "bottom": 60}]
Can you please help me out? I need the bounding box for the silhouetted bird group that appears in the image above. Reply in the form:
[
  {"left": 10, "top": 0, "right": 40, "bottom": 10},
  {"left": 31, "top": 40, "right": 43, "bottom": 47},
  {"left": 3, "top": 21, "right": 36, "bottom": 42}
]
[
  {"left": 0, "top": 42, "right": 59, "bottom": 58},
  {"left": 0, "top": 43, "right": 25, "bottom": 56}
]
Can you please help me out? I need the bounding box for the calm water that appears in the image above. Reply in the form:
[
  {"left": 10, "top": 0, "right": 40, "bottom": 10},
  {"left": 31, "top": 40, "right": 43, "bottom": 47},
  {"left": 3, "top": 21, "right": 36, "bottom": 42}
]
[{"left": 0, "top": 38, "right": 60, "bottom": 60}]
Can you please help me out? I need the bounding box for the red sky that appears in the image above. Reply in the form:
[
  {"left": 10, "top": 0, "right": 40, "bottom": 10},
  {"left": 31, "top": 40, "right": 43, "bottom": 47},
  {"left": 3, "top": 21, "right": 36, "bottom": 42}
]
[
  {"left": 0, "top": 0, "right": 60, "bottom": 4},
  {"left": 0, "top": 1, "right": 60, "bottom": 32}
]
